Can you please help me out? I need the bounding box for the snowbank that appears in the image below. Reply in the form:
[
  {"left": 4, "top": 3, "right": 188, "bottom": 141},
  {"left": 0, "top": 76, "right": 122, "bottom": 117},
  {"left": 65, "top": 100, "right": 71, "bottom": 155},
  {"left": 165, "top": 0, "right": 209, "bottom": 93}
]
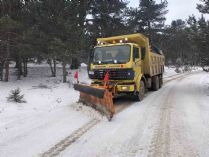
[{"left": 0, "top": 64, "right": 99, "bottom": 157}]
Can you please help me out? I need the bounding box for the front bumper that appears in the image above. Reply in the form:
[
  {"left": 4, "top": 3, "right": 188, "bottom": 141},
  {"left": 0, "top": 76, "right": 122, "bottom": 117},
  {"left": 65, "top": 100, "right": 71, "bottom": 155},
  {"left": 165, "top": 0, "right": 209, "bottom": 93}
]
[{"left": 116, "top": 84, "right": 135, "bottom": 92}]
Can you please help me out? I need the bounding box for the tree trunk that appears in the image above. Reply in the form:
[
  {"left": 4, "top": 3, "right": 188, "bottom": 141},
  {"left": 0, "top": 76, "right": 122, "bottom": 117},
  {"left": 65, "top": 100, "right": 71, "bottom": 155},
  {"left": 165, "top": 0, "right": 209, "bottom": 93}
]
[
  {"left": 4, "top": 60, "right": 9, "bottom": 82},
  {"left": 17, "top": 55, "right": 22, "bottom": 80},
  {"left": 62, "top": 61, "right": 67, "bottom": 83},
  {"left": 15, "top": 58, "right": 18, "bottom": 68},
  {"left": 25, "top": 59, "right": 28, "bottom": 76},
  {"left": 71, "top": 57, "right": 79, "bottom": 69},
  {"left": 16, "top": 52, "right": 23, "bottom": 75},
  {"left": 147, "top": 20, "right": 151, "bottom": 40},
  {"left": 23, "top": 58, "right": 28, "bottom": 77},
  {"left": 53, "top": 58, "right": 56, "bottom": 77},
  {"left": 20, "top": 60, "right": 23, "bottom": 76},
  {"left": 5, "top": 37, "right": 10, "bottom": 82},
  {"left": 48, "top": 59, "right": 55, "bottom": 77},
  {"left": 0, "top": 61, "right": 4, "bottom": 81},
  {"left": 17, "top": 60, "right": 21, "bottom": 80}
]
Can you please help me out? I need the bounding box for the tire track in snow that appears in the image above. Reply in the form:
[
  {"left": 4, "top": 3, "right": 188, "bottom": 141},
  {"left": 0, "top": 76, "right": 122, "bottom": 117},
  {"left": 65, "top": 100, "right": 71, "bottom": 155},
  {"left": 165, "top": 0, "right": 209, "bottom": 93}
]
[
  {"left": 40, "top": 98, "right": 133, "bottom": 157},
  {"left": 168, "top": 76, "right": 201, "bottom": 157},
  {"left": 101, "top": 80, "right": 174, "bottom": 157},
  {"left": 148, "top": 75, "right": 200, "bottom": 157},
  {"left": 40, "top": 119, "right": 100, "bottom": 157},
  {"left": 148, "top": 89, "right": 172, "bottom": 157},
  {"left": 164, "top": 71, "right": 201, "bottom": 84}
]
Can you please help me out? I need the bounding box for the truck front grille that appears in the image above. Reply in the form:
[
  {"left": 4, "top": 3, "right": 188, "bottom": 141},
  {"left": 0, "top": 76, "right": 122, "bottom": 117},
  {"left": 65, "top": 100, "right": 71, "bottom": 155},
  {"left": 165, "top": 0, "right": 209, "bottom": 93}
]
[{"left": 89, "top": 69, "right": 135, "bottom": 80}]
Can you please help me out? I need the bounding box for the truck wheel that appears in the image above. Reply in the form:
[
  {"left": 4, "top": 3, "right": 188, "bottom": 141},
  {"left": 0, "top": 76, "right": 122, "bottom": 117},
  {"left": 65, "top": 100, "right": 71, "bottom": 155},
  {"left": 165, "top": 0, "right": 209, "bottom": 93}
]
[
  {"left": 136, "top": 81, "right": 145, "bottom": 101},
  {"left": 159, "top": 75, "right": 163, "bottom": 88},
  {"left": 152, "top": 76, "right": 159, "bottom": 91}
]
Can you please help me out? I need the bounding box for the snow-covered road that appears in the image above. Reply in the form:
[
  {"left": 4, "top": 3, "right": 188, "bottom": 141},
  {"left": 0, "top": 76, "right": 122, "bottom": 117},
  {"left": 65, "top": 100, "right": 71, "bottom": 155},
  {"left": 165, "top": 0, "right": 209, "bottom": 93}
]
[
  {"left": 59, "top": 72, "right": 209, "bottom": 157},
  {"left": 1, "top": 71, "right": 209, "bottom": 157}
]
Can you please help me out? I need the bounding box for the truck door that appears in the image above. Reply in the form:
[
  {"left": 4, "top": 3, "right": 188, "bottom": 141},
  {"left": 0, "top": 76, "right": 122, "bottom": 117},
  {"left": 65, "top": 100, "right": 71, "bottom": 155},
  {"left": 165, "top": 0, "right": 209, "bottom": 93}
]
[{"left": 133, "top": 46, "right": 142, "bottom": 77}]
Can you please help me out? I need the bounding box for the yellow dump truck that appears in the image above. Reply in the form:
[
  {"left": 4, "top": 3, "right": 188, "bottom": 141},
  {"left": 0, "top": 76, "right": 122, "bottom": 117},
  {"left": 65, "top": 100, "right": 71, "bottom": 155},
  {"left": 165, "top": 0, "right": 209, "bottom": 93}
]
[{"left": 74, "top": 33, "right": 165, "bottom": 120}]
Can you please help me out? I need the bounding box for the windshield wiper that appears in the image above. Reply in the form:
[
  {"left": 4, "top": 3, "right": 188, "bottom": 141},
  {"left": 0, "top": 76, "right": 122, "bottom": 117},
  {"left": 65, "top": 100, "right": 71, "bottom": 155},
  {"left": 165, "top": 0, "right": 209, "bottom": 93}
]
[
  {"left": 93, "top": 61, "right": 105, "bottom": 65},
  {"left": 115, "top": 61, "right": 125, "bottom": 64},
  {"left": 93, "top": 60, "right": 126, "bottom": 64}
]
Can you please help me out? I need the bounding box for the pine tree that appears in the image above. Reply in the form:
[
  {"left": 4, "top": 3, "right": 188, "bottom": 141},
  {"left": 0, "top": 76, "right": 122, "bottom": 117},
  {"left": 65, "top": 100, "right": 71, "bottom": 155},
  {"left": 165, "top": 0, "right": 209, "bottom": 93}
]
[
  {"left": 0, "top": 0, "right": 35, "bottom": 80},
  {"left": 197, "top": 0, "right": 209, "bottom": 68},
  {"left": 127, "top": 0, "right": 168, "bottom": 39},
  {"left": 87, "top": 0, "right": 128, "bottom": 38},
  {"left": 187, "top": 16, "right": 200, "bottom": 66},
  {"left": 159, "top": 19, "right": 196, "bottom": 65},
  {"left": 196, "top": 16, "right": 209, "bottom": 67},
  {"left": 7, "top": 88, "right": 26, "bottom": 103},
  {"left": 197, "top": 0, "right": 209, "bottom": 14},
  {"left": 0, "top": 16, "right": 21, "bottom": 81}
]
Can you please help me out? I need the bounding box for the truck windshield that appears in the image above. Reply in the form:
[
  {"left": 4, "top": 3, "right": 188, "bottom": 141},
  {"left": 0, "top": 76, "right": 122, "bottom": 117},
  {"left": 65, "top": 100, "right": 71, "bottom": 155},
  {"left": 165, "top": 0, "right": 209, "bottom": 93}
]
[{"left": 93, "top": 45, "right": 131, "bottom": 64}]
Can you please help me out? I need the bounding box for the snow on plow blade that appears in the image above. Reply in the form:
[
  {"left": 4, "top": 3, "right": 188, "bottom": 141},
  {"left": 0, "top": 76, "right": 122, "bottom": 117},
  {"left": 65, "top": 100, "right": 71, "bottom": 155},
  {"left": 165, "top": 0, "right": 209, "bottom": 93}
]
[{"left": 74, "top": 84, "right": 115, "bottom": 120}]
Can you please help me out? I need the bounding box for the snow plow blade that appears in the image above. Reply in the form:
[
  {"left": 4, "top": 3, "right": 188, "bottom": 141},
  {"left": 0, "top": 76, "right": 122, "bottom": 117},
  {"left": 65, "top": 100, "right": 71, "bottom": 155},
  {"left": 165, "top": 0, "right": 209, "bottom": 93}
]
[{"left": 74, "top": 84, "right": 115, "bottom": 120}]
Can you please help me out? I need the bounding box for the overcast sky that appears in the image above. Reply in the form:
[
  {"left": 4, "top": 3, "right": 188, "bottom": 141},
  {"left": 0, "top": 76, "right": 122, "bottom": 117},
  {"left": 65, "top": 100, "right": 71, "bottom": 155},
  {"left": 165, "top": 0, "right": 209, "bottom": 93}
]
[{"left": 128, "top": 0, "right": 208, "bottom": 24}]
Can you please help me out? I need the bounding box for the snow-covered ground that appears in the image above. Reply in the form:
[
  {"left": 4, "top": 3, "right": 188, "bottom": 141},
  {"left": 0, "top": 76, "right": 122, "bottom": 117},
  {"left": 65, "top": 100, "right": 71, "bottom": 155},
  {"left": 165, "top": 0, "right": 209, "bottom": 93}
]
[
  {"left": 0, "top": 64, "right": 92, "bottom": 157},
  {"left": 163, "top": 66, "right": 202, "bottom": 78},
  {"left": 164, "top": 66, "right": 179, "bottom": 77},
  {"left": 59, "top": 71, "right": 209, "bottom": 157},
  {"left": 0, "top": 64, "right": 206, "bottom": 157}
]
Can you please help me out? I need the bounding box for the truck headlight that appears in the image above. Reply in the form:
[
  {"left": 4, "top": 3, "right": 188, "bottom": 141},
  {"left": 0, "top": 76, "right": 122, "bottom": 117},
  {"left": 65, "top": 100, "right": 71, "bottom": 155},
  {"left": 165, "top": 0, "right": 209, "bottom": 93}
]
[
  {"left": 89, "top": 71, "right": 94, "bottom": 75},
  {"left": 121, "top": 86, "right": 130, "bottom": 91}
]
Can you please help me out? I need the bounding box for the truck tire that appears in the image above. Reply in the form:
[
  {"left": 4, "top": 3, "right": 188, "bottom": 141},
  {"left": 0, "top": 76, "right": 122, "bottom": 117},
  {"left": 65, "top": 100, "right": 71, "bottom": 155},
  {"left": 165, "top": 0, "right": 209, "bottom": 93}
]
[
  {"left": 136, "top": 81, "right": 145, "bottom": 101},
  {"left": 159, "top": 75, "right": 163, "bottom": 88},
  {"left": 152, "top": 76, "right": 159, "bottom": 91}
]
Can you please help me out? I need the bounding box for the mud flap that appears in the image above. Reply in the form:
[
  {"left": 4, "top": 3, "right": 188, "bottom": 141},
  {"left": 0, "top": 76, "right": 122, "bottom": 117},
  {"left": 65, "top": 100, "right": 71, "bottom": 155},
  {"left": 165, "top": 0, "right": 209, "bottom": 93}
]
[{"left": 74, "top": 84, "right": 115, "bottom": 120}]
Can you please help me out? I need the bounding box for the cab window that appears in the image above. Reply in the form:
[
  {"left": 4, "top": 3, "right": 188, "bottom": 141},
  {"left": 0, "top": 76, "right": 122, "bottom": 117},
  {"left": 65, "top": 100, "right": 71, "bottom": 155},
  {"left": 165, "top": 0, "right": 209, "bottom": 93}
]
[
  {"left": 141, "top": 47, "right": 145, "bottom": 60},
  {"left": 133, "top": 47, "right": 139, "bottom": 61}
]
